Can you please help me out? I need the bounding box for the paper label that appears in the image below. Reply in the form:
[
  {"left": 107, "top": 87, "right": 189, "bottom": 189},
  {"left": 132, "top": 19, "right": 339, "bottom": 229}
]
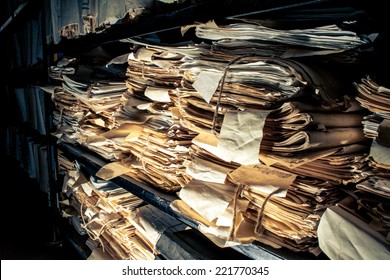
[{"left": 227, "top": 163, "right": 296, "bottom": 196}]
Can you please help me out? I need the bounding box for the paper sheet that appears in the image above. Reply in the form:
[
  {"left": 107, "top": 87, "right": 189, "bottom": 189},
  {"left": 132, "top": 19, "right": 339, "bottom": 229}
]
[
  {"left": 217, "top": 110, "right": 269, "bottom": 165},
  {"left": 178, "top": 179, "right": 235, "bottom": 223},
  {"left": 185, "top": 157, "right": 231, "bottom": 184},
  {"left": 378, "top": 119, "right": 390, "bottom": 147},
  {"left": 227, "top": 163, "right": 296, "bottom": 197},
  {"left": 135, "top": 48, "right": 156, "bottom": 62},
  {"left": 370, "top": 140, "right": 390, "bottom": 166},
  {"left": 144, "top": 86, "right": 171, "bottom": 102},
  {"left": 318, "top": 207, "right": 390, "bottom": 259},
  {"left": 192, "top": 131, "right": 219, "bottom": 155},
  {"left": 192, "top": 70, "right": 224, "bottom": 103},
  {"left": 96, "top": 162, "right": 132, "bottom": 180}
]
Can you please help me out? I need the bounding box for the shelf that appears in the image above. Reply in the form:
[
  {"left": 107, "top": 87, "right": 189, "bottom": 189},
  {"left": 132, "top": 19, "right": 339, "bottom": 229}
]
[
  {"left": 58, "top": 142, "right": 197, "bottom": 229},
  {"left": 49, "top": 0, "right": 328, "bottom": 53},
  {"left": 156, "top": 228, "right": 251, "bottom": 260},
  {"left": 57, "top": 142, "right": 326, "bottom": 260},
  {"left": 0, "top": 0, "right": 44, "bottom": 35}
]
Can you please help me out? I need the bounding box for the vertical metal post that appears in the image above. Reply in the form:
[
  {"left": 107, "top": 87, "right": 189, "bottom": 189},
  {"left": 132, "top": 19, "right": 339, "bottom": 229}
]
[{"left": 40, "top": 0, "right": 63, "bottom": 247}]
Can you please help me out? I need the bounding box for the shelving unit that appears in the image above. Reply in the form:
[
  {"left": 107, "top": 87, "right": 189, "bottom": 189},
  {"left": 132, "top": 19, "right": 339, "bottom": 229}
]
[
  {"left": 0, "top": 0, "right": 43, "bottom": 33},
  {"left": 49, "top": 0, "right": 326, "bottom": 52},
  {"left": 2, "top": 0, "right": 389, "bottom": 261},
  {"left": 58, "top": 141, "right": 328, "bottom": 260},
  {"left": 1, "top": 0, "right": 62, "bottom": 248}
]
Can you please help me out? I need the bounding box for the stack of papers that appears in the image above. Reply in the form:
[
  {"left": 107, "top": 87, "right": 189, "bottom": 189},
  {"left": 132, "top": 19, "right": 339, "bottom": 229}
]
[
  {"left": 169, "top": 19, "right": 373, "bottom": 254},
  {"left": 41, "top": 85, "right": 87, "bottom": 144},
  {"left": 96, "top": 42, "right": 202, "bottom": 192},
  {"left": 63, "top": 75, "right": 125, "bottom": 118},
  {"left": 61, "top": 165, "right": 156, "bottom": 260},
  {"left": 352, "top": 77, "right": 390, "bottom": 237},
  {"left": 317, "top": 77, "right": 390, "bottom": 259},
  {"left": 196, "top": 21, "right": 367, "bottom": 49},
  {"left": 177, "top": 56, "right": 307, "bottom": 133}
]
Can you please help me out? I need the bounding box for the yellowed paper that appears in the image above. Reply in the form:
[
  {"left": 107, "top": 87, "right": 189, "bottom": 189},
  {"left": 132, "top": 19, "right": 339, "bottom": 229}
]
[
  {"left": 88, "top": 118, "right": 106, "bottom": 127},
  {"left": 85, "top": 135, "right": 110, "bottom": 145},
  {"left": 260, "top": 148, "right": 337, "bottom": 169},
  {"left": 102, "top": 123, "right": 143, "bottom": 140},
  {"left": 218, "top": 110, "right": 269, "bottom": 165},
  {"left": 178, "top": 179, "right": 235, "bottom": 223},
  {"left": 135, "top": 48, "right": 156, "bottom": 62},
  {"left": 171, "top": 106, "right": 182, "bottom": 119},
  {"left": 318, "top": 207, "right": 390, "bottom": 259},
  {"left": 124, "top": 127, "right": 144, "bottom": 142},
  {"left": 81, "top": 183, "right": 94, "bottom": 196},
  {"left": 152, "top": 59, "right": 174, "bottom": 70},
  {"left": 180, "top": 20, "right": 219, "bottom": 36},
  {"left": 96, "top": 162, "right": 132, "bottom": 180},
  {"left": 227, "top": 163, "right": 296, "bottom": 197},
  {"left": 170, "top": 199, "right": 213, "bottom": 227},
  {"left": 185, "top": 157, "right": 232, "bottom": 184},
  {"left": 198, "top": 224, "right": 241, "bottom": 247},
  {"left": 192, "top": 131, "right": 219, "bottom": 155}
]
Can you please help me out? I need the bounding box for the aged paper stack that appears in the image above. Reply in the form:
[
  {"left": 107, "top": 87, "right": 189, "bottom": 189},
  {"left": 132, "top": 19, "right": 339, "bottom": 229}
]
[
  {"left": 317, "top": 77, "right": 390, "bottom": 259},
  {"left": 61, "top": 162, "right": 176, "bottom": 260},
  {"left": 171, "top": 18, "right": 372, "bottom": 254},
  {"left": 95, "top": 41, "right": 206, "bottom": 191},
  {"left": 50, "top": 9, "right": 386, "bottom": 257},
  {"left": 46, "top": 52, "right": 130, "bottom": 160}
]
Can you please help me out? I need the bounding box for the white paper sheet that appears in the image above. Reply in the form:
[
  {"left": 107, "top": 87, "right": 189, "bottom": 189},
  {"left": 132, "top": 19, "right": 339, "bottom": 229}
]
[
  {"left": 144, "top": 86, "right": 171, "bottom": 102},
  {"left": 192, "top": 70, "right": 224, "bottom": 103}
]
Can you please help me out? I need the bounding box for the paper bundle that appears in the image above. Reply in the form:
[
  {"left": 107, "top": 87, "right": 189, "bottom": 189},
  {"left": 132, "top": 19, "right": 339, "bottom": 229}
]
[
  {"left": 352, "top": 77, "right": 390, "bottom": 236},
  {"left": 95, "top": 41, "right": 203, "bottom": 191},
  {"left": 61, "top": 164, "right": 164, "bottom": 260},
  {"left": 170, "top": 17, "right": 373, "bottom": 254}
]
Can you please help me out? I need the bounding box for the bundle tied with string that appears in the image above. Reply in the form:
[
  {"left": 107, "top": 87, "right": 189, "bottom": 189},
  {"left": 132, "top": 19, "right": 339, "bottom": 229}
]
[
  {"left": 207, "top": 55, "right": 300, "bottom": 242},
  {"left": 228, "top": 183, "right": 282, "bottom": 241},
  {"left": 224, "top": 162, "right": 319, "bottom": 246},
  {"left": 211, "top": 54, "right": 255, "bottom": 134},
  {"left": 178, "top": 53, "right": 353, "bottom": 136}
]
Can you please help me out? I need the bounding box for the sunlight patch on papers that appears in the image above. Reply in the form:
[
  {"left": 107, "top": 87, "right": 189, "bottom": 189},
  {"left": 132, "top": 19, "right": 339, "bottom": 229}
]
[
  {"left": 227, "top": 163, "right": 297, "bottom": 197},
  {"left": 96, "top": 162, "right": 132, "bottom": 180}
]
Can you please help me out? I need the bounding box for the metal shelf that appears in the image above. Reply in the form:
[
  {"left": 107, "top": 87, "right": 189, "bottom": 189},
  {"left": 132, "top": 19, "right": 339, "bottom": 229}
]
[
  {"left": 58, "top": 142, "right": 197, "bottom": 228},
  {"left": 49, "top": 0, "right": 330, "bottom": 53},
  {"left": 58, "top": 142, "right": 325, "bottom": 260},
  {"left": 0, "top": 0, "right": 44, "bottom": 35}
]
